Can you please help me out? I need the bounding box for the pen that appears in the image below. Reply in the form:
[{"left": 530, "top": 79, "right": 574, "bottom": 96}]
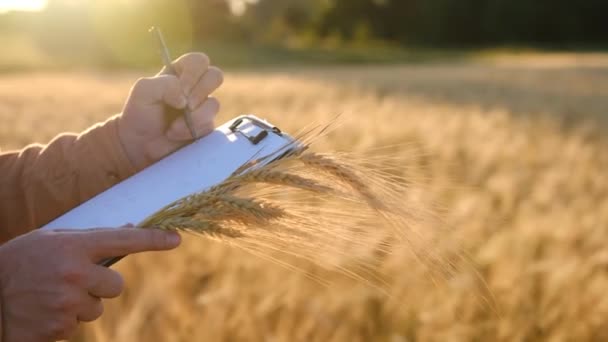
[{"left": 150, "top": 26, "right": 198, "bottom": 140}]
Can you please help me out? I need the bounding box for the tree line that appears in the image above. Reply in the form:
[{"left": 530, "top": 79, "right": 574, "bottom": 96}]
[
  {"left": 244, "top": 0, "right": 608, "bottom": 47},
  {"left": 0, "top": 0, "right": 605, "bottom": 68}
]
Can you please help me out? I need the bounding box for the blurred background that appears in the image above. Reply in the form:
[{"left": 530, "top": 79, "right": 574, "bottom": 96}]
[
  {"left": 2, "top": 1, "right": 608, "bottom": 341},
  {"left": 1, "top": 0, "right": 607, "bottom": 70}
]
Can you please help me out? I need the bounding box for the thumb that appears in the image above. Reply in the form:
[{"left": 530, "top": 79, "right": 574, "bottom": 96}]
[{"left": 80, "top": 227, "right": 181, "bottom": 263}]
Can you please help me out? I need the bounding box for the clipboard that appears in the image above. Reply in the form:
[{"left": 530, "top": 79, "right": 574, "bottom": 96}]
[{"left": 41, "top": 115, "right": 300, "bottom": 232}]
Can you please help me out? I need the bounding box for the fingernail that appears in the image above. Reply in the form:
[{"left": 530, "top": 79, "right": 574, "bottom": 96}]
[{"left": 166, "top": 231, "right": 181, "bottom": 247}]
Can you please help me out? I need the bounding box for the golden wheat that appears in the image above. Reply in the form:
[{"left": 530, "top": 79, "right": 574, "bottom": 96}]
[
  {"left": 4, "top": 60, "right": 607, "bottom": 341},
  {"left": 137, "top": 146, "right": 422, "bottom": 284}
]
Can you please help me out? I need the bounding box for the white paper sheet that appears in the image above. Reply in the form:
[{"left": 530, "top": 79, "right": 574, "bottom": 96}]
[{"left": 41, "top": 115, "right": 295, "bottom": 230}]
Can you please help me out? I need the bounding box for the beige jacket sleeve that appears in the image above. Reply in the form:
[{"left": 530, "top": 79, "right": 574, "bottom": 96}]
[{"left": 0, "top": 115, "right": 137, "bottom": 243}]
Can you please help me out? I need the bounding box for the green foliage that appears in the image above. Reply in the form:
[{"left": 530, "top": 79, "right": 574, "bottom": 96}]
[
  {"left": 223, "top": 0, "right": 608, "bottom": 47},
  {"left": 0, "top": 0, "right": 606, "bottom": 70},
  {"left": 314, "top": 0, "right": 608, "bottom": 46}
]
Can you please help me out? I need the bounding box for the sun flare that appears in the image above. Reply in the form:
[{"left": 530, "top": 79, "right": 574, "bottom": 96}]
[{"left": 0, "top": 0, "right": 47, "bottom": 13}]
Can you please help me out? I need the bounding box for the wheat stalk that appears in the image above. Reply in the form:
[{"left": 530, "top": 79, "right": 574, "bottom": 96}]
[
  {"left": 231, "top": 169, "right": 334, "bottom": 193},
  {"left": 297, "top": 152, "right": 385, "bottom": 209},
  {"left": 206, "top": 195, "right": 286, "bottom": 223},
  {"left": 136, "top": 130, "right": 437, "bottom": 289}
]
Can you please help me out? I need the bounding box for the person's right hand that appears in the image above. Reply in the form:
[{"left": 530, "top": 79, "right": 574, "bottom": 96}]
[{"left": 0, "top": 227, "right": 181, "bottom": 342}]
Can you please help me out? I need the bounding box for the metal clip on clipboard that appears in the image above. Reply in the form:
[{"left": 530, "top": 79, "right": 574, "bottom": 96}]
[{"left": 229, "top": 116, "right": 283, "bottom": 145}]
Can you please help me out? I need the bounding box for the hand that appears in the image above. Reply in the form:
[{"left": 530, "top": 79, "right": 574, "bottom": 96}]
[
  {"left": 0, "top": 228, "right": 181, "bottom": 342},
  {"left": 118, "top": 52, "right": 224, "bottom": 171}
]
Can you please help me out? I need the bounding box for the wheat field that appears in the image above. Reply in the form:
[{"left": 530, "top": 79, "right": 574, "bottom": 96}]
[{"left": 2, "top": 58, "right": 608, "bottom": 341}]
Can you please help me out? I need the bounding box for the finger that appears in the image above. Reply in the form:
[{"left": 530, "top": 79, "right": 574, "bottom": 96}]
[
  {"left": 76, "top": 295, "right": 104, "bottom": 323},
  {"left": 81, "top": 228, "right": 181, "bottom": 263},
  {"left": 168, "top": 53, "right": 210, "bottom": 95},
  {"left": 54, "top": 224, "right": 136, "bottom": 234},
  {"left": 189, "top": 66, "right": 224, "bottom": 110},
  {"left": 166, "top": 97, "right": 219, "bottom": 141},
  {"left": 86, "top": 265, "right": 124, "bottom": 299},
  {"left": 130, "top": 75, "right": 187, "bottom": 108}
]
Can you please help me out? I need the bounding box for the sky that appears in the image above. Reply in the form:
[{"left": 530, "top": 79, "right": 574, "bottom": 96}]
[{"left": 0, "top": 0, "right": 47, "bottom": 13}]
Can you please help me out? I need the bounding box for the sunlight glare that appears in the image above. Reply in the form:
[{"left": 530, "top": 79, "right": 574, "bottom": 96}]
[
  {"left": 228, "top": 0, "right": 257, "bottom": 16},
  {"left": 0, "top": 0, "right": 47, "bottom": 13}
]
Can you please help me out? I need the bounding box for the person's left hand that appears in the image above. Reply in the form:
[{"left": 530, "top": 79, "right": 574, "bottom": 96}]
[{"left": 118, "top": 52, "right": 224, "bottom": 171}]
